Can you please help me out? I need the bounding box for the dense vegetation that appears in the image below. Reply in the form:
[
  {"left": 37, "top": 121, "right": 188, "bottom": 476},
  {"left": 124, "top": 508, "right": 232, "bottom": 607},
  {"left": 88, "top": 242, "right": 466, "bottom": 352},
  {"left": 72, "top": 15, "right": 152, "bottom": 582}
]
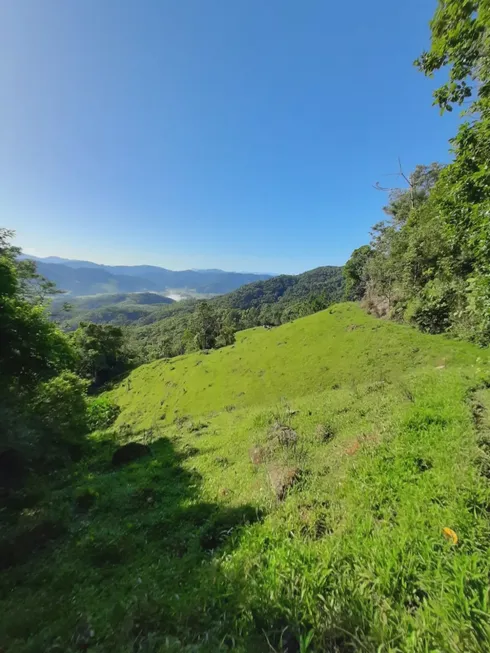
[
  {"left": 3, "top": 3, "right": 490, "bottom": 651},
  {"left": 344, "top": 0, "right": 490, "bottom": 345},
  {"left": 0, "top": 230, "right": 130, "bottom": 465}
]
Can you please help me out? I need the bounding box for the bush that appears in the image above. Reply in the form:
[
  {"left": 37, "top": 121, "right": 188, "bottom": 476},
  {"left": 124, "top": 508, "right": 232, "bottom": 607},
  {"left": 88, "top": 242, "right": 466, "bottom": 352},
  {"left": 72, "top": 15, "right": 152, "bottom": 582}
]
[
  {"left": 31, "top": 372, "right": 89, "bottom": 448},
  {"left": 86, "top": 397, "right": 120, "bottom": 431},
  {"left": 403, "top": 281, "right": 454, "bottom": 334}
]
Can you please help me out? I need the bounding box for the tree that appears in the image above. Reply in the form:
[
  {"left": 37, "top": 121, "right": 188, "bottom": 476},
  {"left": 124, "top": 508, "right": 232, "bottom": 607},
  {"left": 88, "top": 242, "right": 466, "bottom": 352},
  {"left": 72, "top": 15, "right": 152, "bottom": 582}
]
[
  {"left": 32, "top": 372, "right": 89, "bottom": 450},
  {"left": 73, "top": 323, "right": 130, "bottom": 387},
  {"left": 189, "top": 301, "right": 220, "bottom": 351},
  {"left": 343, "top": 245, "right": 373, "bottom": 301},
  {"left": 0, "top": 228, "right": 61, "bottom": 304},
  {"left": 0, "top": 229, "right": 87, "bottom": 462},
  {"left": 0, "top": 240, "right": 73, "bottom": 397},
  {"left": 415, "top": 0, "right": 488, "bottom": 115},
  {"left": 341, "top": 2, "right": 490, "bottom": 341}
]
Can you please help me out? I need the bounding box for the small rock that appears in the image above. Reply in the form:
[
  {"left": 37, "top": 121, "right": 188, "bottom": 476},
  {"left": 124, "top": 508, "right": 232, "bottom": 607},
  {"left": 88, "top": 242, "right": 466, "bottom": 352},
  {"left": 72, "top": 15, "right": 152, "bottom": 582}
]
[
  {"left": 112, "top": 442, "right": 150, "bottom": 467},
  {"left": 281, "top": 630, "right": 300, "bottom": 653}
]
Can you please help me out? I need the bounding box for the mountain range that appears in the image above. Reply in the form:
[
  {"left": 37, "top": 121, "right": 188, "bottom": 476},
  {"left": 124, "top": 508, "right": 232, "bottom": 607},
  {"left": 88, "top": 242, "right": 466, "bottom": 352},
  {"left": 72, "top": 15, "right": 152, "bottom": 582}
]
[{"left": 24, "top": 256, "right": 273, "bottom": 297}]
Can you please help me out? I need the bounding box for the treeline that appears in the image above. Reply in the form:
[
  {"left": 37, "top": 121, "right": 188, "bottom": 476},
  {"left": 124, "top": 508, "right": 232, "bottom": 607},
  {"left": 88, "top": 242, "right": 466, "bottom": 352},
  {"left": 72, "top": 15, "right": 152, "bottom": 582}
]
[
  {"left": 1, "top": 230, "right": 128, "bottom": 478},
  {"left": 344, "top": 1, "right": 490, "bottom": 345}
]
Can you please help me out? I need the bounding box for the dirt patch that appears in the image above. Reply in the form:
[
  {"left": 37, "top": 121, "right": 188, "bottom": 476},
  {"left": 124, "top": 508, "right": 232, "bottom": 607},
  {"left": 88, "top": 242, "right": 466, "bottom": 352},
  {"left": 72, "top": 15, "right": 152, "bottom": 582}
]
[
  {"left": 346, "top": 324, "right": 359, "bottom": 332},
  {"left": 269, "top": 422, "right": 298, "bottom": 447},
  {"left": 249, "top": 445, "right": 266, "bottom": 465},
  {"left": 345, "top": 440, "right": 361, "bottom": 456},
  {"left": 268, "top": 465, "right": 300, "bottom": 500}
]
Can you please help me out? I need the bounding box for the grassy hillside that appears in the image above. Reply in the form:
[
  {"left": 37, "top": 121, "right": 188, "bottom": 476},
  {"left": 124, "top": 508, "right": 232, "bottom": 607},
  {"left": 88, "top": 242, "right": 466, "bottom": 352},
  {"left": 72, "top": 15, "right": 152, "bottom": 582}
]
[{"left": 3, "top": 304, "right": 490, "bottom": 651}]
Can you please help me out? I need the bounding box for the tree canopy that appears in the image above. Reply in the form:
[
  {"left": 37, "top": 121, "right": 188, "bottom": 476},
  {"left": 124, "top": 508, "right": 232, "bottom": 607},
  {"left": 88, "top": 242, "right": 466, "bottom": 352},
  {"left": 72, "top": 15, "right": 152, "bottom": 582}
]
[{"left": 344, "top": 1, "right": 490, "bottom": 344}]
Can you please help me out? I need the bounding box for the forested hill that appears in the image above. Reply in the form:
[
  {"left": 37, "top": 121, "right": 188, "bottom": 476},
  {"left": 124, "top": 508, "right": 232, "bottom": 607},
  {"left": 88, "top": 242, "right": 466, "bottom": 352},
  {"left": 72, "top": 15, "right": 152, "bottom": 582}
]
[
  {"left": 50, "top": 292, "right": 175, "bottom": 328},
  {"left": 128, "top": 265, "right": 344, "bottom": 361},
  {"left": 212, "top": 266, "right": 344, "bottom": 311}
]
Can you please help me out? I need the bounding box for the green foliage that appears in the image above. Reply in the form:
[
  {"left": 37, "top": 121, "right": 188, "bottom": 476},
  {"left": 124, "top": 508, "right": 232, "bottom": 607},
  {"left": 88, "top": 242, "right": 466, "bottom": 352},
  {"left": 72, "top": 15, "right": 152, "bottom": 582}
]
[
  {"left": 415, "top": 0, "right": 489, "bottom": 115},
  {"left": 0, "top": 230, "right": 93, "bottom": 463},
  {"left": 343, "top": 245, "right": 372, "bottom": 300},
  {"left": 72, "top": 322, "right": 131, "bottom": 387},
  {"left": 345, "top": 111, "right": 490, "bottom": 340},
  {"left": 0, "top": 261, "right": 73, "bottom": 396},
  {"left": 189, "top": 301, "right": 221, "bottom": 350},
  {"left": 86, "top": 396, "right": 121, "bottom": 431},
  {"left": 342, "top": 2, "right": 490, "bottom": 344},
  {"left": 31, "top": 372, "right": 89, "bottom": 448}
]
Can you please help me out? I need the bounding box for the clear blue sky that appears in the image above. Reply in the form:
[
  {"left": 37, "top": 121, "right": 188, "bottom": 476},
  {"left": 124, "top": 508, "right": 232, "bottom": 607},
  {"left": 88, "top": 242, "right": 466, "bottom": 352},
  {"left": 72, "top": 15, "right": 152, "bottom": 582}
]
[{"left": 1, "top": 0, "right": 459, "bottom": 274}]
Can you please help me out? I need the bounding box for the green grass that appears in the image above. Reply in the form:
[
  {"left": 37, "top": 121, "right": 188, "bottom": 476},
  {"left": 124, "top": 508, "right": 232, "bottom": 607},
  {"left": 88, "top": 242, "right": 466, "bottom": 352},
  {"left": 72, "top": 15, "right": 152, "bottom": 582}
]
[{"left": 3, "top": 304, "right": 490, "bottom": 652}]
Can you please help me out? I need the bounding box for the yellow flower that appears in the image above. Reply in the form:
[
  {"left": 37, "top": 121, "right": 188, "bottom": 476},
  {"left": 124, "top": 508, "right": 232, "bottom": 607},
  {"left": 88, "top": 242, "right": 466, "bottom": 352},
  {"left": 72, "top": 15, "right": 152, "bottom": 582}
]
[{"left": 442, "top": 527, "right": 458, "bottom": 545}]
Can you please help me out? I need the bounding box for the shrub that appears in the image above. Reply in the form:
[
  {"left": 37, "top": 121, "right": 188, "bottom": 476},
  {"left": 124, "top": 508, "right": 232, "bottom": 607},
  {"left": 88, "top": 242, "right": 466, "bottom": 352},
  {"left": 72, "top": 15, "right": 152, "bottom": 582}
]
[
  {"left": 31, "top": 372, "right": 89, "bottom": 449},
  {"left": 86, "top": 397, "right": 120, "bottom": 431}
]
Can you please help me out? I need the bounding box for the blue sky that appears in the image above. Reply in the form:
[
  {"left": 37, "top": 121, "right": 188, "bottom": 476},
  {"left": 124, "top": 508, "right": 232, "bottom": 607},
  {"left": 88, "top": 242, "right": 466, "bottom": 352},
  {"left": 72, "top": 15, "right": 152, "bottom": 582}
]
[{"left": 1, "top": 0, "right": 459, "bottom": 274}]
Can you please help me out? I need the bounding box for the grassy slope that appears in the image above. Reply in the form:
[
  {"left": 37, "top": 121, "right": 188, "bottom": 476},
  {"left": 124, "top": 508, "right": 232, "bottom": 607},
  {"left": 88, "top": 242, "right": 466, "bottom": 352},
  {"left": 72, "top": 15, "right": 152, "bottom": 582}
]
[{"left": 3, "top": 304, "right": 490, "bottom": 652}]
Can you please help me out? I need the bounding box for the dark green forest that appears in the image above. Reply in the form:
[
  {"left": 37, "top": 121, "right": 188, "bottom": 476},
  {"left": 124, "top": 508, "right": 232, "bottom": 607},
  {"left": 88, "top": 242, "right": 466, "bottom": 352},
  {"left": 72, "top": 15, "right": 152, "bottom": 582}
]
[{"left": 344, "top": 1, "right": 490, "bottom": 345}]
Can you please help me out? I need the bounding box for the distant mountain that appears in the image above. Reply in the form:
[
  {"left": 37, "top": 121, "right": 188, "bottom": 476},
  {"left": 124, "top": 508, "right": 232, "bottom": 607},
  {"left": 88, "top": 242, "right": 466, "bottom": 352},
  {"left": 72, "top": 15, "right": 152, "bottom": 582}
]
[
  {"left": 24, "top": 256, "right": 273, "bottom": 297},
  {"left": 34, "top": 261, "right": 158, "bottom": 296}
]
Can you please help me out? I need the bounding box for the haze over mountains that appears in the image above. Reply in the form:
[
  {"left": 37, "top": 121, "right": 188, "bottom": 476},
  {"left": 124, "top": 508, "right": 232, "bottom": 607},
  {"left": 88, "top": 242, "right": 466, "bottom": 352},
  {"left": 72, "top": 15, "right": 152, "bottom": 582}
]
[{"left": 24, "top": 255, "right": 273, "bottom": 297}]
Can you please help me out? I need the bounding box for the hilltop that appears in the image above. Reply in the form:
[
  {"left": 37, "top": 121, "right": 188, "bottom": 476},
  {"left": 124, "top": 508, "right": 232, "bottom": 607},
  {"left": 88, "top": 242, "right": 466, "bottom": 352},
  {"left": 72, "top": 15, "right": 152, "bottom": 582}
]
[
  {"left": 50, "top": 292, "right": 175, "bottom": 327},
  {"left": 4, "top": 304, "right": 490, "bottom": 651}
]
